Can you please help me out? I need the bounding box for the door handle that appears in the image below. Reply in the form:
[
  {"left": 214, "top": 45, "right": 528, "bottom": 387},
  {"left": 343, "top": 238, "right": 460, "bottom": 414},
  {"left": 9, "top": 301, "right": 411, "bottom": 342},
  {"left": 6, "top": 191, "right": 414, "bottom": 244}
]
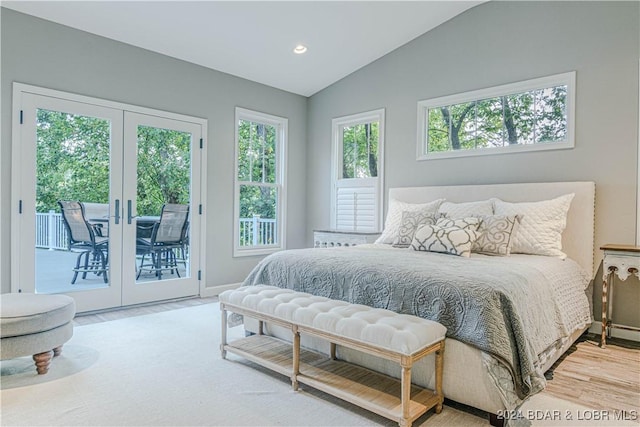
[
  {"left": 127, "top": 200, "right": 140, "bottom": 224},
  {"left": 114, "top": 199, "right": 120, "bottom": 224}
]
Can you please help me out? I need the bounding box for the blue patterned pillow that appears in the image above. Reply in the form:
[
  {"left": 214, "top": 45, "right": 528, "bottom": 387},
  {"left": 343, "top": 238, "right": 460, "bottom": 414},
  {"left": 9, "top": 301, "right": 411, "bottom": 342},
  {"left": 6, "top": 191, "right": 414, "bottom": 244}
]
[{"left": 411, "top": 224, "right": 479, "bottom": 257}]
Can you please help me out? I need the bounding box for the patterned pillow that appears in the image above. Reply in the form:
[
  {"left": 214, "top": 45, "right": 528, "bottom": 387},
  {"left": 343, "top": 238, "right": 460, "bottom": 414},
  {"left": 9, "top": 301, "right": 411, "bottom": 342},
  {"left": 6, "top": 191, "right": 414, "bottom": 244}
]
[
  {"left": 436, "top": 216, "right": 481, "bottom": 230},
  {"left": 375, "top": 198, "right": 445, "bottom": 244},
  {"left": 392, "top": 211, "right": 442, "bottom": 248},
  {"left": 410, "top": 224, "right": 479, "bottom": 257},
  {"left": 437, "top": 199, "right": 494, "bottom": 218},
  {"left": 493, "top": 194, "right": 574, "bottom": 258},
  {"left": 474, "top": 215, "right": 522, "bottom": 256}
]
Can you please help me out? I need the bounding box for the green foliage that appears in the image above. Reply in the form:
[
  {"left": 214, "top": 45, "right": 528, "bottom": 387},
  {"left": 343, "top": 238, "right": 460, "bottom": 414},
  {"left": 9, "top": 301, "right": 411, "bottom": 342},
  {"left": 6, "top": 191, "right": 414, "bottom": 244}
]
[
  {"left": 342, "top": 122, "right": 378, "bottom": 178},
  {"left": 36, "top": 110, "right": 191, "bottom": 216},
  {"left": 427, "top": 85, "right": 567, "bottom": 153},
  {"left": 136, "top": 126, "right": 190, "bottom": 216},
  {"left": 237, "top": 120, "right": 278, "bottom": 219},
  {"left": 36, "top": 110, "right": 110, "bottom": 212}
]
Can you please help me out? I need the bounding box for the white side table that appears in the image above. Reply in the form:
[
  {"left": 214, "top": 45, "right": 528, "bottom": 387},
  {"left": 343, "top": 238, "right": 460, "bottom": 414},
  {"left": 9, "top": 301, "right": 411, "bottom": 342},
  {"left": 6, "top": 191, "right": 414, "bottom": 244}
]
[
  {"left": 313, "top": 230, "right": 380, "bottom": 248},
  {"left": 600, "top": 244, "right": 640, "bottom": 348}
]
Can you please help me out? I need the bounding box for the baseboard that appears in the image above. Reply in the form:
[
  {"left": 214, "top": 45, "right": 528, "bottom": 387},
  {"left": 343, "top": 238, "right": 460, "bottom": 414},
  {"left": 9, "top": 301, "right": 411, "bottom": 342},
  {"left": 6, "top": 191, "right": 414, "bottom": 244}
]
[
  {"left": 589, "top": 321, "right": 640, "bottom": 342},
  {"left": 200, "top": 283, "right": 242, "bottom": 298}
]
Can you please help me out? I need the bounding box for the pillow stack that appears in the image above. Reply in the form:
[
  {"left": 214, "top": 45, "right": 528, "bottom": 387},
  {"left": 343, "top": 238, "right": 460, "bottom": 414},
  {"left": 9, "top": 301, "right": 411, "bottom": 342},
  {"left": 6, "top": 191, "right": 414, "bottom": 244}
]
[{"left": 377, "top": 194, "right": 574, "bottom": 259}]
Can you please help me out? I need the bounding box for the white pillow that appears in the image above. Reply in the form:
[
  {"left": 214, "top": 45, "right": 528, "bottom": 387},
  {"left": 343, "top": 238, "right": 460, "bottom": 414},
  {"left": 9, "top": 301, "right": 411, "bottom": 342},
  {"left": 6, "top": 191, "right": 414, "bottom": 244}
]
[
  {"left": 493, "top": 194, "right": 574, "bottom": 258},
  {"left": 438, "top": 199, "right": 494, "bottom": 218},
  {"left": 376, "top": 198, "right": 444, "bottom": 244},
  {"left": 410, "top": 224, "right": 478, "bottom": 257}
]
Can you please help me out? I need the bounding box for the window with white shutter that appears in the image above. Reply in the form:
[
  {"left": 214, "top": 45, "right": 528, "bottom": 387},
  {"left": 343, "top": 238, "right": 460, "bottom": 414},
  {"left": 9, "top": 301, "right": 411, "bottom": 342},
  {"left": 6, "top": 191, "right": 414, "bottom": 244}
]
[{"left": 331, "top": 109, "right": 384, "bottom": 232}]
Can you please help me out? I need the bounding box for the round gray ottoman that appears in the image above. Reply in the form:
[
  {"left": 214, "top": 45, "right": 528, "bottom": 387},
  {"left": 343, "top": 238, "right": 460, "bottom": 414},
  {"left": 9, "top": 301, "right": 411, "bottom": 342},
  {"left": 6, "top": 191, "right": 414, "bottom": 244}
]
[{"left": 1, "top": 293, "right": 76, "bottom": 374}]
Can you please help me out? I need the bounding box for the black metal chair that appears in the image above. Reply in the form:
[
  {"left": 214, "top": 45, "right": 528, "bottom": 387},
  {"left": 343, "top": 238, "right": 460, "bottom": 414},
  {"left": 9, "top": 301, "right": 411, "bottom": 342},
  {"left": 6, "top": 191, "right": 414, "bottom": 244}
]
[
  {"left": 58, "top": 201, "right": 109, "bottom": 284},
  {"left": 136, "top": 204, "right": 189, "bottom": 280}
]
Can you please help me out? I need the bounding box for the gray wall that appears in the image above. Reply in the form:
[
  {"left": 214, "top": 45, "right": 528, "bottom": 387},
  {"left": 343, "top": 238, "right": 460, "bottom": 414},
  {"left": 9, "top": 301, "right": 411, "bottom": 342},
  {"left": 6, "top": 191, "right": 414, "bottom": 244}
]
[
  {"left": 307, "top": 1, "right": 640, "bottom": 327},
  {"left": 0, "top": 8, "right": 308, "bottom": 294}
]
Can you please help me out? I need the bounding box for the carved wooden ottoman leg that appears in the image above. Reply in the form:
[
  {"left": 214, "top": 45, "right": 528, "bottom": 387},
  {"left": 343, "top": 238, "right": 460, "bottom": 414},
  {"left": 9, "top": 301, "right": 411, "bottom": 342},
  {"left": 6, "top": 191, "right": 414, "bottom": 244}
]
[
  {"left": 33, "top": 350, "right": 53, "bottom": 375},
  {"left": 53, "top": 345, "right": 63, "bottom": 357}
]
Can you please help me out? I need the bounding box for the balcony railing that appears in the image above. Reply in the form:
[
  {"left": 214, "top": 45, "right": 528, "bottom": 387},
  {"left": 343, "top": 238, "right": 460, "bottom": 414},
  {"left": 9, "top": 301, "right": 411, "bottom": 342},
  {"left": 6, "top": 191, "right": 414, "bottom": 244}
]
[
  {"left": 36, "top": 211, "right": 69, "bottom": 250},
  {"left": 36, "top": 211, "right": 276, "bottom": 250},
  {"left": 239, "top": 216, "right": 276, "bottom": 246}
]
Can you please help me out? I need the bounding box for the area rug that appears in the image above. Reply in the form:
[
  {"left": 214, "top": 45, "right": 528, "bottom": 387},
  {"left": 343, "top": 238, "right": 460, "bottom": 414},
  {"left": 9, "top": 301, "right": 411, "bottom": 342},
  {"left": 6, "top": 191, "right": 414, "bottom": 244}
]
[{"left": 0, "top": 302, "right": 636, "bottom": 426}]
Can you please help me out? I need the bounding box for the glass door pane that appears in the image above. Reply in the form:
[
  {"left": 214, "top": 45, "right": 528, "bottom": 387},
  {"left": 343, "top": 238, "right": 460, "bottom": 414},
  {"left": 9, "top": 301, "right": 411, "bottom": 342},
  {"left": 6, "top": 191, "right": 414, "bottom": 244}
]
[
  {"left": 135, "top": 125, "right": 192, "bottom": 283},
  {"left": 35, "top": 109, "right": 112, "bottom": 293},
  {"left": 122, "top": 112, "right": 201, "bottom": 305},
  {"left": 16, "top": 92, "right": 123, "bottom": 312}
]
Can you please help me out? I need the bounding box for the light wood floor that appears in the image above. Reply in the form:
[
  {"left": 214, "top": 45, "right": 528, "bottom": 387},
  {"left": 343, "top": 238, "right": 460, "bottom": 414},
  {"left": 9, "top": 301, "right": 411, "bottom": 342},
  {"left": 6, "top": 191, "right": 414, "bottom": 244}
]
[
  {"left": 544, "top": 334, "right": 640, "bottom": 414},
  {"left": 74, "top": 298, "right": 640, "bottom": 415}
]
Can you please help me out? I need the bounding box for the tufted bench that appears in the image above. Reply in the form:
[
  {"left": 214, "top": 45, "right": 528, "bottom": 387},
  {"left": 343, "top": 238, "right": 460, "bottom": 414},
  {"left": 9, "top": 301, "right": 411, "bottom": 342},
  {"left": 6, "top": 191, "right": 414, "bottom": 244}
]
[
  {"left": 220, "top": 285, "right": 446, "bottom": 427},
  {"left": 1, "top": 293, "right": 76, "bottom": 375}
]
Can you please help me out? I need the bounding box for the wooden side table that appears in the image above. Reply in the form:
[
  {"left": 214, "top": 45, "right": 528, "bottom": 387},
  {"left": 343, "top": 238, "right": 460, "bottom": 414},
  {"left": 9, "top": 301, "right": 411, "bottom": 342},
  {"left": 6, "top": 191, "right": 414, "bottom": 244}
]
[{"left": 600, "top": 244, "right": 640, "bottom": 347}]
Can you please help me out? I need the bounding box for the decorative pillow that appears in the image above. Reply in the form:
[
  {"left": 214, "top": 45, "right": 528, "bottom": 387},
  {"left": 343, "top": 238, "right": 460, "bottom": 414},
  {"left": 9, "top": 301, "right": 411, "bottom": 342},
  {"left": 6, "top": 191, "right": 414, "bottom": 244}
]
[
  {"left": 436, "top": 216, "right": 481, "bottom": 231},
  {"left": 473, "top": 215, "right": 522, "bottom": 256},
  {"left": 410, "top": 224, "right": 479, "bottom": 257},
  {"left": 375, "top": 198, "right": 445, "bottom": 245},
  {"left": 392, "top": 211, "right": 442, "bottom": 248},
  {"left": 438, "top": 199, "right": 494, "bottom": 218},
  {"left": 493, "top": 194, "right": 574, "bottom": 258}
]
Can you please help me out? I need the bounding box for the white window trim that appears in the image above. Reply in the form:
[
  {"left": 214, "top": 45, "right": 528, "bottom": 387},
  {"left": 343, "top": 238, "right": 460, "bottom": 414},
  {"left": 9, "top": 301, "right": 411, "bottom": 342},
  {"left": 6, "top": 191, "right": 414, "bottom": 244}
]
[
  {"left": 417, "top": 71, "right": 576, "bottom": 160},
  {"left": 330, "top": 108, "right": 385, "bottom": 232},
  {"left": 233, "top": 107, "right": 288, "bottom": 257}
]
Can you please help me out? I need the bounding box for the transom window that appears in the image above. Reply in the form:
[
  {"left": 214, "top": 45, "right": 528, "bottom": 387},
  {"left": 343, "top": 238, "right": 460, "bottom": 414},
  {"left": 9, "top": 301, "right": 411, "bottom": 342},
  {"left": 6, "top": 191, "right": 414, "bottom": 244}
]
[
  {"left": 331, "top": 109, "right": 385, "bottom": 232},
  {"left": 234, "top": 108, "right": 287, "bottom": 256},
  {"left": 417, "top": 72, "right": 575, "bottom": 160}
]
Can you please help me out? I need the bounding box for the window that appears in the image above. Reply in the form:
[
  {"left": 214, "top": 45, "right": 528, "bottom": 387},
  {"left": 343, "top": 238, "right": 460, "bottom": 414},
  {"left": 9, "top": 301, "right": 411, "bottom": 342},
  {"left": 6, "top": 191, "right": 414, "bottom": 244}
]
[
  {"left": 331, "top": 109, "right": 385, "bottom": 232},
  {"left": 417, "top": 72, "right": 575, "bottom": 160},
  {"left": 234, "top": 108, "right": 287, "bottom": 256}
]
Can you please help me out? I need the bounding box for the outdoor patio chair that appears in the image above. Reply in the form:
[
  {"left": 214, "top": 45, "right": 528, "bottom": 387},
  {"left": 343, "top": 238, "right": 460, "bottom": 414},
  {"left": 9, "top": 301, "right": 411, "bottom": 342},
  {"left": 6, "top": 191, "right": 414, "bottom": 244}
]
[
  {"left": 58, "top": 201, "right": 109, "bottom": 284},
  {"left": 136, "top": 203, "right": 189, "bottom": 280}
]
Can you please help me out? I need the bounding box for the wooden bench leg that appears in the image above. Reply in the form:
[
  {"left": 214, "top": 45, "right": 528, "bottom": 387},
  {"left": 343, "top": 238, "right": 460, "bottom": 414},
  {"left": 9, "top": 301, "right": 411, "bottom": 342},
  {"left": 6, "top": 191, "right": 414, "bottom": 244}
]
[
  {"left": 435, "top": 341, "right": 445, "bottom": 413},
  {"left": 33, "top": 350, "right": 53, "bottom": 375},
  {"left": 292, "top": 326, "right": 300, "bottom": 391},
  {"left": 400, "top": 358, "right": 412, "bottom": 427}
]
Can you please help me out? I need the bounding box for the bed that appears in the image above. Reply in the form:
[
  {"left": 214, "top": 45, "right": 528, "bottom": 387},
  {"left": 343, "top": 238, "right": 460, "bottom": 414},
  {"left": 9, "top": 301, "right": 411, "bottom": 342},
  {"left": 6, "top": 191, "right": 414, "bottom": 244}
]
[{"left": 239, "top": 181, "right": 596, "bottom": 420}]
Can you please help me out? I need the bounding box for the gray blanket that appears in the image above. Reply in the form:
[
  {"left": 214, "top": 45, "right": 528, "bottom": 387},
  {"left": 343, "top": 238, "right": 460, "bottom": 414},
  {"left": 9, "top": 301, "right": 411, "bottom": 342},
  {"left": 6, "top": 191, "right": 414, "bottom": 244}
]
[{"left": 242, "top": 245, "right": 590, "bottom": 400}]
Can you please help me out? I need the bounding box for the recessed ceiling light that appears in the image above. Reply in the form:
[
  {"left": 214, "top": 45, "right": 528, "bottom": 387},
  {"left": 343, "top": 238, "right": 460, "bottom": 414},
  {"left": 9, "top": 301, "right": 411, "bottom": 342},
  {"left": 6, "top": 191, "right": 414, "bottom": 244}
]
[{"left": 293, "top": 44, "right": 308, "bottom": 55}]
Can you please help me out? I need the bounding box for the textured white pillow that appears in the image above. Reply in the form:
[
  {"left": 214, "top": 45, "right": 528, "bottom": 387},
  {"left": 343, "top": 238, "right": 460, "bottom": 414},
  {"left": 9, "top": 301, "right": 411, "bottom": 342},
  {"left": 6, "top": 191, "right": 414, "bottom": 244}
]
[
  {"left": 438, "top": 199, "right": 494, "bottom": 218},
  {"left": 376, "top": 198, "right": 444, "bottom": 244},
  {"left": 411, "top": 224, "right": 478, "bottom": 257},
  {"left": 493, "top": 194, "right": 574, "bottom": 258}
]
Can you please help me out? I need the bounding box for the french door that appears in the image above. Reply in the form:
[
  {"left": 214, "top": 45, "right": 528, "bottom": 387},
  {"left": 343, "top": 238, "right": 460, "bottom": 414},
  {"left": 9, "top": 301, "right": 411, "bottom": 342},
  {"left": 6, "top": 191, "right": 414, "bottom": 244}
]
[{"left": 12, "top": 84, "right": 205, "bottom": 312}]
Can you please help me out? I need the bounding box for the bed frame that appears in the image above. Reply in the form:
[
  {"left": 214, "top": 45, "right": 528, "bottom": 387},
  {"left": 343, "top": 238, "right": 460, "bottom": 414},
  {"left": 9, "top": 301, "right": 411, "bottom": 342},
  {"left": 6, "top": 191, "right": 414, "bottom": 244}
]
[
  {"left": 383, "top": 181, "right": 596, "bottom": 417},
  {"left": 247, "top": 181, "right": 596, "bottom": 421}
]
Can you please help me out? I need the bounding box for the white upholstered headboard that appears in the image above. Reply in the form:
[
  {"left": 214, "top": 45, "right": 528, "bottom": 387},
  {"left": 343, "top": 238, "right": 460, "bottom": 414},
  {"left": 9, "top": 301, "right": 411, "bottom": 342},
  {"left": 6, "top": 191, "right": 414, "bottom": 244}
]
[{"left": 389, "top": 182, "right": 596, "bottom": 277}]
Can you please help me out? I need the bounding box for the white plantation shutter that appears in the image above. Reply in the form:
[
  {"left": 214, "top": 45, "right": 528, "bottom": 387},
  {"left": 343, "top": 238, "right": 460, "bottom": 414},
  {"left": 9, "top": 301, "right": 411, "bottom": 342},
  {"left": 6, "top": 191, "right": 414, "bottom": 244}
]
[
  {"left": 330, "top": 109, "right": 384, "bottom": 233},
  {"left": 335, "top": 181, "right": 377, "bottom": 231}
]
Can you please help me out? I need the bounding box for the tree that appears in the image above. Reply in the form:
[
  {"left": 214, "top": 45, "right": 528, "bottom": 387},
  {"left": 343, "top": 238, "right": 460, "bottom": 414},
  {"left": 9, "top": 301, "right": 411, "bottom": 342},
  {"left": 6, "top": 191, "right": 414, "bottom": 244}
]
[
  {"left": 426, "top": 85, "right": 567, "bottom": 153},
  {"left": 36, "top": 110, "right": 191, "bottom": 216}
]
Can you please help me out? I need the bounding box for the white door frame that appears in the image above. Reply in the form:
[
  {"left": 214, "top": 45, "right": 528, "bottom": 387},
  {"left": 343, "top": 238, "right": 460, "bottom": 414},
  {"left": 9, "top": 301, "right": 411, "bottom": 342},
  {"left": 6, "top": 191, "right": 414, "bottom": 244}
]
[{"left": 11, "top": 82, "right": 207, "bottom": 311}]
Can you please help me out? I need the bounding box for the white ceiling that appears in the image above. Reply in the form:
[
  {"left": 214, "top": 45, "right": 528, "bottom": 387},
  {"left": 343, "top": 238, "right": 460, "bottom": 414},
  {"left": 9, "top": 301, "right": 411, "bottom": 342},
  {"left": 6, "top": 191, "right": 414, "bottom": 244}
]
[{"left": 2, "top": 1, "right": 482, "bottom": 97}]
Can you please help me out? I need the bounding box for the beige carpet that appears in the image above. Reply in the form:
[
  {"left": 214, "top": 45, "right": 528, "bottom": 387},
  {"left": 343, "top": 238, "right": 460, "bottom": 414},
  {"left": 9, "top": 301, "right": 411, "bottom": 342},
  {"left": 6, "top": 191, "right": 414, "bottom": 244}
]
[{"left": 0, "top": 302, "right": 636, "bottom": 427}]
